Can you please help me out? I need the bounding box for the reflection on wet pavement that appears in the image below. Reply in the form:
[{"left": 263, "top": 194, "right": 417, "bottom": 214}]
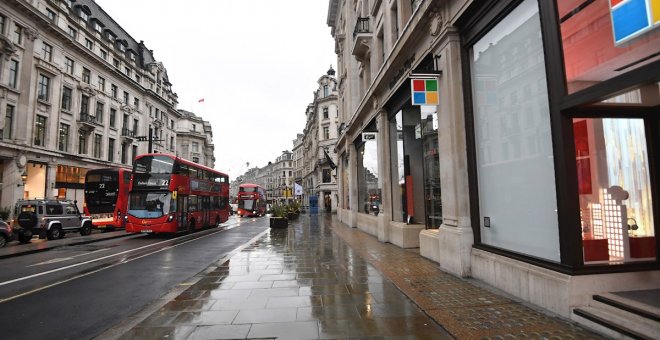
[{"left": 118, "top": 215, "right": 451, "bottom": 339}]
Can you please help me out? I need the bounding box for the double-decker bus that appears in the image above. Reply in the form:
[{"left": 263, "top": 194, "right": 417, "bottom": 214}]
[
  {"left": 236, "top": 183, "right": 267, "bottom": 217},
  {"left": 125, "top": 154, "right": 229, "bottom": 234},
  {"left": 84, "top": 168, "right": 132, "bottom": 230}
]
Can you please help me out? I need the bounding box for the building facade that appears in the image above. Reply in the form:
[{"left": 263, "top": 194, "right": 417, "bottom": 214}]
[
  {"left": 327, "top": 0, "right": 659, "bottom": 332},
  {"left": 176, "top": 109, "right": 215, "bottom": 168},
  {"left": 301, "top": 68, "right": 340, "bottom": 212},
  {"left": 0, "top": 0, "right": 213, "bottom": 211}
]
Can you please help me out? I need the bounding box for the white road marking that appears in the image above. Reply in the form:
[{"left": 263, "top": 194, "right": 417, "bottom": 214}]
[
  {"left": 28, "top": 248, "right": 110, "bottom": 267},
  {"left": 0, "top": 225, "right": 268, "bottom": 303}
]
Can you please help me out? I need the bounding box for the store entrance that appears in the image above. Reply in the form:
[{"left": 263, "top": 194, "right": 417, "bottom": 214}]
[{"left": 389, "top": 106, "right": 442, "bottom": 228}]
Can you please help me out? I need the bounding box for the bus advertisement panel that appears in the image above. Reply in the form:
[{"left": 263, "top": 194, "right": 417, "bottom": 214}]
[
  {"left": 237, "top": 183, "right": 267, "bottom": 217},
  {"left": 125, "top": 154, "right": 229, "bottom": 234},
  {"left": 84, "top": 168, "right": 132, "bottom": 230}
]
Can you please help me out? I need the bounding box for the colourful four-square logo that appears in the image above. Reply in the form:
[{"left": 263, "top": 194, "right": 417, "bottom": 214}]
[
  {"left": 610, "top": 0, "right": 660, "bottom": 44},
  {"left": 411, "top": 79, "right": 439, "bottom": 106}
]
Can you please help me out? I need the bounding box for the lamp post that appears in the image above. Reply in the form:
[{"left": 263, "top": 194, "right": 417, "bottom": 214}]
[{"left": 18, "top": 171, "right": 27, "bottom": 187}]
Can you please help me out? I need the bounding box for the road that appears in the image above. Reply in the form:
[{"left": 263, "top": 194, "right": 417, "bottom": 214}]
[{"left": 0, "top": 215, "right": 269, "bottom": 340}]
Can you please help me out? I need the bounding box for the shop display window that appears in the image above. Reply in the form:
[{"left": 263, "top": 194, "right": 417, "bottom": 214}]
[
  {"left": 356, "top": 133, "right": 381, "bottom": 216},
  {"left": 389, "top": 106, "right": 441, "bottom": 227},
  {"left": 557, "top": 0, "right": 660, "bottom": 94},
  {"left": 469, "top": 0, "right": 560, "bottom": 261},
  {"left": 575, "top": 118, "right": 656, "bottom": 263}
]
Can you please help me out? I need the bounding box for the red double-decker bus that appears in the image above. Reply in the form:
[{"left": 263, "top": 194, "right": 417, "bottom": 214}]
[
  {"left": 237, "top": 183, "right": 267, "bottom": 217},
  {"left": 84, "top": 168, "right": 132, "bottom": 230},
  {"left": 125, "top": 154, "right": 229, "bottom": 234}
]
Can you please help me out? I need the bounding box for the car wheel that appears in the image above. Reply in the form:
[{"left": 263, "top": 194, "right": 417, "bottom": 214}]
[
  {"left": 47, "top": 225, "right": 62, "bottom": 240},
  {"left": 80, "top": 222, "right": 92, "bottom": 236},
  {"left": 0, "top": 235, "right": 7, "bottom": 248},
  {"left": 18, "top": 229, "right": 33, "bottom": 243}
]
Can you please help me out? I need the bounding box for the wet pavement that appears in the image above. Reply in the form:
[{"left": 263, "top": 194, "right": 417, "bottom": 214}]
[{"left": 105, "top": 214, "right": 602, "bottom": 340}]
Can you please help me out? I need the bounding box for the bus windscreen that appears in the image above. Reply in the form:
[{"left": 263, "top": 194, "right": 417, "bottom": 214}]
[{"left": 84, "top": 172, "right": 119, "bottom": 213}]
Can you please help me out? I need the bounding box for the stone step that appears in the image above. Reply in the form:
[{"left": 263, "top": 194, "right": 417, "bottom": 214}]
[{"left": 572, "top": 303, "right": 660, "bottom": 340}]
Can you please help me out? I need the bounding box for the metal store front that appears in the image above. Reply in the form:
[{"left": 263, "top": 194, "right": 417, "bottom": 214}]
[{"left": 459, "top": 0, "right": 658, "bottom": 273}]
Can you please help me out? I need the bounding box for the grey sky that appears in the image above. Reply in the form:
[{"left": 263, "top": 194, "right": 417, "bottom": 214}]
[{"left": 95, "top": 0, "right": 336, "bottom": 179}]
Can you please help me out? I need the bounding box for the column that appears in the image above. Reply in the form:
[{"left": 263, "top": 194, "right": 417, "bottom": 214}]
[
  {"left": 15, "top": 27, "right": 39, "bottom": 145},
  {"left": 376, "top": 109, "right": 392, "bottom": 242},
  {"left": 436, "top": 29, "right": 473, "bottom": 277}
]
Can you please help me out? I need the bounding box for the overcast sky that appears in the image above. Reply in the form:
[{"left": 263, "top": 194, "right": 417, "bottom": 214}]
[{"left": 95, "top": 0, "right": 336, "bottom": 180}]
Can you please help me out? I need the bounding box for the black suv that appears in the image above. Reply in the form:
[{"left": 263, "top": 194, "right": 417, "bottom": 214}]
[{"left": 14, "top": 199, "right": 92, "bottom": 240}]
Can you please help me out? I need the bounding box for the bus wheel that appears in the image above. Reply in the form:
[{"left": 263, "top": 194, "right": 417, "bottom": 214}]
[
  {"left": 215, "top": 216, "right": 220, "bottom": 226},
  {"left": 188, "top": 220, "right": 195, "bottom": 233}
]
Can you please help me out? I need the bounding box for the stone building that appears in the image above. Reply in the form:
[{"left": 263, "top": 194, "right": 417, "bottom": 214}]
[
  {"left": 0, "top": 0, "right": 213, "bottom": 211},
  {"left": 301, "top": 67, "right": 340, "bottom": 212},
  {"left": 176, "top": 109, "right": 215, "bottom": 168},
  {"left": 327, "top": 0, "right": 659, "bottom": 335}
]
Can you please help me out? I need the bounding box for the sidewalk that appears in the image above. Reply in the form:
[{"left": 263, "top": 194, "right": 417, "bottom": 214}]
[{"left": 104, "top": 214, "right": 602, "bottom": 340}]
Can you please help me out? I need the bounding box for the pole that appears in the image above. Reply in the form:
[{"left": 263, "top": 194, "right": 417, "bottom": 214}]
[{"left": 148, "top": 126, "right": 153, "bottom": 153}]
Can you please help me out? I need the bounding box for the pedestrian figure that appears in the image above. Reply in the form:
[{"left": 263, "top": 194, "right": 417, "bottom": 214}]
[{"left": 324, "top": 194, "right": 331, "bottom": 213}]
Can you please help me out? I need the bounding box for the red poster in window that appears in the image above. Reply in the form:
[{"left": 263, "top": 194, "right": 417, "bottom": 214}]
[
  {"left": 574, "top": 120, "right": 592, "bottom": 195},
  {"left": 573, "top": 120, "right": 589, "bottom": 157},
  {"left": 576, "top": 158, "right": 592, "bottom": 195}
]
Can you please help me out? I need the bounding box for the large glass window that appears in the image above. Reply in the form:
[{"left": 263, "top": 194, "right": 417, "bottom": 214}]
[
  {"left": 58, "top": 123, "right": 69, "bottom": 152},
  {"left": 61, "top": 87, "right": 72, "bottom": 111},
  {"left": 356, "top": 130, "right": 381, "bottom": 216},
  {"left": 65, "top": 57, "right": 74, "bottom": 75},
  {"left": 128, "top": 192, "right": 172, "bottom": 218},
  {"left": 575, "top": 118, "right": 655, "bottom": 264},
  {"left": 389, "top": 105, "right": 441, "bottom": 227},
  {"left": 108, "top": 138, "right": 114, "bottom": 162},
  {"left": 38, "top": 74, "right": 50, "bottom": 101},
  {"left": 34, "top": 115, "right": 46, "bottom": 146},
  {"left": 8, "top": 60, "right": 18, "bottom": 88},
  {"left": 93, "top": 134, "right": 102, "bottom": 158},
  {"left": 134, "top": 155, "right": 174, "bottom": 174},
  {"left": 558, "top": 0, "right": 660, "bottom": 94},
  {"left": 470, "top": 0, "right": 560, "bottom": 261},
  {"left": 3, "top": 104, "right": 14, "bottom": 140},
  {"left": 78, "top": 130, "right": 87, "bottom": 154}
]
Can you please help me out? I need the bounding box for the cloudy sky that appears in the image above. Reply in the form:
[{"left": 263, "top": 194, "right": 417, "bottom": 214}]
[{"left": 95, "top": 0, "right": 336, "bottom": 180}]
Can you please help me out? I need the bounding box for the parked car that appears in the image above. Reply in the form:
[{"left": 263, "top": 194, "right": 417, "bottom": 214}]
[
  {"left": 0, "top": 219, "right": 34, "bottom": 247},
  {"left": 13, "top": 199, "right": 92, "bottom": 240},
  {"left": 0, "top": 221, "right": 12, "bottom": 247}
]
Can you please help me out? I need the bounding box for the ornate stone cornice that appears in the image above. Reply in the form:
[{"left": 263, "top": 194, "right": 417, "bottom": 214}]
[
  {"left": 24, "top": 27, "right": 39, "bottom": 41},
  {"left": 0, "top": 34, "right": 18, "bottom": 60}
]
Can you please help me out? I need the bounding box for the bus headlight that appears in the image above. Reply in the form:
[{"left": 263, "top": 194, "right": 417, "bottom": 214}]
[
  {"left": 117, "top": 211, "right": 122, "bottom": 221},
  {"left": 167, "top": 214, "right": 174, "bottom": 222},
  {"left": 123, "top": 215, "right": 128, "bottom": 222}
]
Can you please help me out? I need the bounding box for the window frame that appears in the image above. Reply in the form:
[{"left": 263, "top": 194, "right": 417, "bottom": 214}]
[
  {"left": 37, "top": 74, "right": 50, "bottom": 101},
  {"left": 458, "top": 0, "right": 660, "bottom": 273}
]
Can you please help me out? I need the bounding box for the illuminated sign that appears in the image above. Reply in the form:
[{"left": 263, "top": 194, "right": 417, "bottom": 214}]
[
  {"left": 610, "top": 0, "right": 660, "bottom": 44},
  {"left": 362, "top": 132, "right": 377, "bottom": 141},
  {"left": 411, "top": 78, "right": 439, "bottom": 106}
]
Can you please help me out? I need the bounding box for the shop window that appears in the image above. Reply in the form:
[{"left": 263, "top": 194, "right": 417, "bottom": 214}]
[
  {"left": 557, "top": 0, "right": 660, "bottom": 94},
  {"left": 389, "top": 106, "right": 442, "bottom": 227},
  {"left": 469, "top": 0, "right": 560, "bottom": 261},
  {"left": 322, "top": 169, "right": 332, "bottom": 183},
  {"left": 575, "top": 118, "right": 655, "bottom": 263},
  {"left": 356, "top": 130, "right": 381, "bottom": 216}
]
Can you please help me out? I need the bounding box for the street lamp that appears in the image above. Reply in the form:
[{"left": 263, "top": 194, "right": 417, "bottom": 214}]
[{"left": 18, "top": 171, "right": 27, "bottom": 187}]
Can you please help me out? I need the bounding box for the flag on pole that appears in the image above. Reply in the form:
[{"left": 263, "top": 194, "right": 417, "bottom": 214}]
[
  {"left": 294, "top": 183, "right": 303, "bottom": 196},
  {"left": 198, "top": 98, "right": 205, "bottom": 103}
]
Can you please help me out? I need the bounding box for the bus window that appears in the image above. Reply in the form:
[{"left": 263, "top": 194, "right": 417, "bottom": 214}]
[{"left": 134, "top": 155, "right": 174, "bottom": 174}]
